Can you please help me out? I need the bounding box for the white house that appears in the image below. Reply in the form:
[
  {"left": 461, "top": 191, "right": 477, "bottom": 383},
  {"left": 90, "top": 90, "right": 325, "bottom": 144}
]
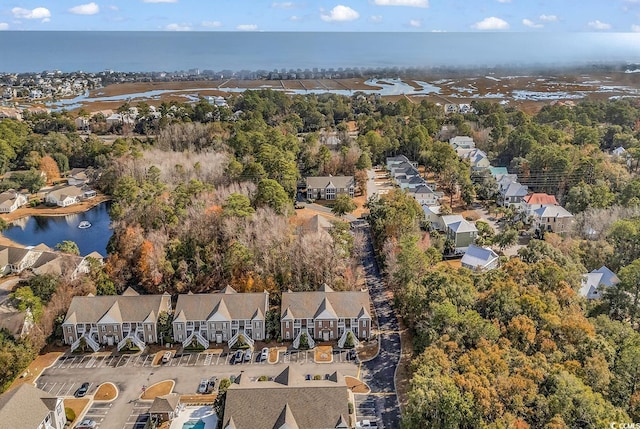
[
  {"left": 411, "top": 185, "right": 440, "bottom": 206},
  {"left": 461, "top": 245, "right": 499, "bottom": 271},
  {"left": 449, "top": 136, "right": 475, "bottom": 150},
  {"left": 522, "top": 193, "right": 559, "bottom": 218},
  {"left": 66, "top": 168, "right": 89, "bottom": 186},
  {"left": 45, "top": 185, "right": 84, "bottom": 207},
  {"left": 423, "top": 205, "right": 444, "bottom": 231},
  {"left": 0, "top": 190, "right": 28, "bottom": 213},
  {"left": 580, "top": 266, "right": 620, "bottom": 300},
  {"left": 500, "top": 181, "right": 528, "bottom": 208},
  {"left": 533, "top": 205, "right": 574, "bottom": 234}
]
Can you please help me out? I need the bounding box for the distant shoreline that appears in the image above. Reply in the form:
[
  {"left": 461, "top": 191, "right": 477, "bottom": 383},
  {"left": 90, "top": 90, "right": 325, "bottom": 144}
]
[{"left": 0, "top": 195, "right": 111, "bottom": 223}]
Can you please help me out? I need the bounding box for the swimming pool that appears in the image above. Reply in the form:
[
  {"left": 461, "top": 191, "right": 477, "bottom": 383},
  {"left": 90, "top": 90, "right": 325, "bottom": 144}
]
[{"left": 182, "top": 419, "right": 205, "bottom": 429}]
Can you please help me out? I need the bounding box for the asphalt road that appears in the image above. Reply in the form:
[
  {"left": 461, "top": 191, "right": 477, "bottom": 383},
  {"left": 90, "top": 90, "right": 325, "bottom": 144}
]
[{"left": 357, "top": 225, "right": 402, "bottom": 428}]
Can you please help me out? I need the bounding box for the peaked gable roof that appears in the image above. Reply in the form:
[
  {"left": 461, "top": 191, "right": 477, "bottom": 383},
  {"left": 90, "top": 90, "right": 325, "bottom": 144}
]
[
  {"left": 63, "top": 293, "right": 170, "bottom": 325},
  {"left": 281, "top": 288, "right": 371, "bottom": 320},
  {"left": 0, "top": 384, "right": 60, "bottom": 429},
  {"left": 174, "top": 291, "right": 268, "bottom": 322},
  {"left": 306, "top": 176, "right": 354, "bottom": 189},
  {"left": 534, "top": 205, "right": 573, "bottom": 219},
  {"left": 274, "top": 404, "right": 299, "bottom": 429}
]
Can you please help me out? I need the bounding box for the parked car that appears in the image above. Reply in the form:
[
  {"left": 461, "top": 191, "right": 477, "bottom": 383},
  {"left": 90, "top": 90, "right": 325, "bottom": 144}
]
[
  {"left": 356, "top": 420, "right": 378, "bottom": 428},
  {"left": 161, "top": 351, "right": 172, "bottom": 364},
  {"left": 197, "top": 379, "right": 208, "bottom": 394},
  {"left": 244, "top": 349, "right": 252, "bottom": 362},
  {"left": 260, "top": 347, "right": 269, "bottom": 362},
  {"left": 74, "top": 382, "right": 89, "bottom": 398},
  {"left": 75, "top": 419, "right": 97, "bottom": 429},
  {"left": 234, "top": 349, "right": 244, "bottom": 364}
]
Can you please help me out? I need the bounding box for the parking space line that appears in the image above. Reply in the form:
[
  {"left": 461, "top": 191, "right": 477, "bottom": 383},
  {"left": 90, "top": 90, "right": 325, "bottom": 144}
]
[
  {"left": 55, "top": 383, "right": 68, "bottom": 396},
  {"left": 204, "top": 353, "right": 212, "bottom": 365}
]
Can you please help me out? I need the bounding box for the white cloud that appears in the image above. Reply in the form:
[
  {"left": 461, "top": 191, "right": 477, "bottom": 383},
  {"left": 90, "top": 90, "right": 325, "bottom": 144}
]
[
  {"left": 632, "top": 24, "right": 640, "bottom": 32},
  {"left": 143, "top": 0, "right": 177, "bottom": 3},
  {"left": 12, "top": 7, "right": 51, "bottom": 21},
  {"left": 539, "top": 14, "right": 557, "bottom": 22},
  {"left": 289, "top": 15, "right": 302, "bottom": 21},
  {"left": 321, "top": 5, "right": 359, "bottom": 22},
  {"left": 409, "top": 19, "right": 421, "bottom": 27},
  {"left": 201, "top": 20, "right": 222, "bottom": 27},
  {"left": 272, "top": 2, "right": 295, "bottom": 8},
  {"left": 69, "top": 3, "right": 100, "bottom": 15},
  {"left": 0, "top": 23, "right": 8, "bottom": 30},
  {"left": 165, "top": 23, "right": 191, "bottom": 31},
  {"left": 497, "top": 0, "right": 511, "bottom": 3},
  {"left": 373, "top": 0, "right": 428, "bottom": 7},
  {"left": 108, "top": 5, "right": 119, "bottom": 11},
  {"left": 237, "top": 24, "right": 258, "bottom": 31},
  {"left": 369, "top": 15, "right": 383, "bottom": 23},
  {"left": 522, "top": 19, "right": 543, "bottom": 28},
  {"left": 588, "top": 19, "right": 611, "bottom": 30},
  {"left": 472, "top": 16, "right": 509, "bottom": 30}
]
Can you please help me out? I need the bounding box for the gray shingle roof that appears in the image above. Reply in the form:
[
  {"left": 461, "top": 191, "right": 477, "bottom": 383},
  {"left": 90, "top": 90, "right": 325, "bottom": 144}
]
[
  {"left": 222, "top": 366, "right": 349, "bottom": 429},
  {"left": 0, "top": 384, "right": 60, "bottom": 429},
  {"left": 149, "top": 393, "right": 180, "bottom": 414},
  {"left": 63, "top": 293, "right": 170, "bottom": 325},
  {"left": 305, "top": 176, "right": 354, "bottom": 189},
  {"left": 174, "top": 290, "right": 268, "bottom": 322},
  {"left": 281, "top": 289, "right": 371, "bottom": 320},
  {"left": 461, "top": 245, "right": 499, "bottom": 270}
]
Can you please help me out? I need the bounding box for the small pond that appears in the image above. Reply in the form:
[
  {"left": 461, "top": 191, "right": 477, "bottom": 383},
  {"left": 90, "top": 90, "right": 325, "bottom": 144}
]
[{"left": 3, "top": 201, "right": 112, "bottom": 256}]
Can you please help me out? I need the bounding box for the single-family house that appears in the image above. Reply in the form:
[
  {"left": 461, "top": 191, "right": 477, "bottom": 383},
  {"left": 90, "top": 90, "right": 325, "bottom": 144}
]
[
  {"left": 612, "top": 146, "right": 627, "bottom": 157},
  {"left": 306, "top": 176, "right": 355, "bottom": 200},
  {"left": 222, "top": 366, "right": 350, "bottom": 429},
  {"left": 302, "top": 214, "right": 333, "bottom": 235},
  {"left": 62, "top": 288, "right": 172, "bottom": 352},
  {"left": 411, "top": 185, "right": 440, "bottom": 206},
  {"left": 500, "top": 182, "right": 528, "bottom": 208},
  {"left": 461, "top": 245, "right": 499, "bottom": 271},
  {"left": 441, "top": 215, "right": 478, "bottom": 251},
  {"left": 0, "top": 384, "right": 66, "bottom": 429},
  {"left": 386, "top": 155, "right": 416, "bottom": 170},
  {"left": 66, "top": 168, "right": 90, "bottom": 186},
  {"left": 45, "top": 185, "right": 84, "bottom": 207},
  {"left": 533, "top": 205, "right": 574, "bottom": 234},
  {"left": 398, "top": 175, "right": 426, "bottom": 191},
  {"left": 0, "top": 190, "right": 28, "bottom": 213},
  {"left": 423, "top": 205, "right": 444, "bottom": 231},
  {"left": 580, "top": 266, "right": 620, "bottom": 300},
  {"left": 449, "top": 136, "right": 475, "bottom": 150},
  {"left": 75, "top": 116, "right": 90, "bottom": 130},
  {"left": 172, "top": 286, "right": 269, "bottom": 349},
  {"left": 522, "top": 193, "right": 559, "bottom": 218},
  {"left": 444, "top": 104, "right": 459, "bottom": 114},
  {"left": 460, "top": 148, "right": 491, "bottom": 170},
  {"left": 149, "top": 393, "right": 182, "bottom": 424},
  {"left": 280, "top": 284, "right": 371, "bottom": 348},
  {"left": 0, "top": 307, "right": 33, "bottom": 339}
]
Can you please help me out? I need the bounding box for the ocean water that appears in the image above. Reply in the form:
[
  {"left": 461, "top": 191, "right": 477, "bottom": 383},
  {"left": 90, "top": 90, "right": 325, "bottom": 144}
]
[{"left": 1, "top": 32, "right": 639, "bottom": 73}]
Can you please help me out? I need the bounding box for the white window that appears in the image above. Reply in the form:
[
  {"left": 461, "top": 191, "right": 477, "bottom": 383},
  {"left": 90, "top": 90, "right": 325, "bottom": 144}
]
[
  {"left": 101, "top": 325, "right": 105, "bottom": 332},
  {"left": 286, "top": 331, "right": 290, "bottom": 339},
  {"left": 114, "top": 325, "right": 118, "bottom": 332},
  {"left": 67, "top": 326, "right": 72, "bottom": 333},
  {"left": 330, "top": 321, "right": 333, "bottom": 327},
  {"left": 285, "top": 321, "right": 290, "bottom": 328},
  {"left": 178, "top": 334, "right": 183, "bottom": 341}
]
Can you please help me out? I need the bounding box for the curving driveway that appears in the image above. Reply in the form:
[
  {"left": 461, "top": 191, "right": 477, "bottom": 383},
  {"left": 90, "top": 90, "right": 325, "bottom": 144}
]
[{"left": 356, "top": 225, "right": 402, "bottom": 428}]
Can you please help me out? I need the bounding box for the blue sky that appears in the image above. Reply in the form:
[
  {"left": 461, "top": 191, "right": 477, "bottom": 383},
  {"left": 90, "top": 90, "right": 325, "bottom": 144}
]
[{"left": 1, "top": 0, "right": 639, "bottom": 32}]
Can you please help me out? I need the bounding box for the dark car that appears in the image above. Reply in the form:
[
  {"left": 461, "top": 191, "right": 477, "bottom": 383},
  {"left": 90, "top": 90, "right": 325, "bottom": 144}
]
[
  {"left": 349, "top": 349, "right": 357, "bottom": 361},
  {"left": 74, "top": 382, "right": 90, "bottom": 398}
]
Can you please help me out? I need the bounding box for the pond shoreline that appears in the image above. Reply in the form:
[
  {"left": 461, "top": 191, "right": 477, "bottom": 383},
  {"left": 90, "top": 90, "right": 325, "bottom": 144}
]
[{"left": 0, "top": 194, "right": 112, "bottom": 251}]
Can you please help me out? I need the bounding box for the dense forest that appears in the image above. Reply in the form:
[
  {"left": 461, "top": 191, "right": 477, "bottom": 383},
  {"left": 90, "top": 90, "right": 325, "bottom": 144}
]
[{"left": 0, "top": 88, "right": 640, "bottom": 428}]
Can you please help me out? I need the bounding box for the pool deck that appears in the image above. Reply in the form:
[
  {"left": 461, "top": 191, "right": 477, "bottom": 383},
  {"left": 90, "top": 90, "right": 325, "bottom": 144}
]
[{"left": 170, "top": 406, "right": 217, "bottom": 429}]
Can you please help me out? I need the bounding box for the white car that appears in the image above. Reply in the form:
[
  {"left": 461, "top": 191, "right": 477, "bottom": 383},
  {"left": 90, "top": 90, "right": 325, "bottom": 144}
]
[
  {"left": 356, "top": 420, "right": 378, "bottom": 428},
  {"left": 161, "top": 351, "right": 172, "bottom": 364},
  {"left": 260, "top": 347, "right": 269, "bottom": 362},
  {"left": 197, "top": 379, "right": 208, "bottom": 394}
]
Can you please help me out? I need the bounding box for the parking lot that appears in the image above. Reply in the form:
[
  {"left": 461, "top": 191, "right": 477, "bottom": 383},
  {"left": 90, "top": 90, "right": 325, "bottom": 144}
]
[
  {"left": 355, "top": 395, "right": 379, "bottom": 423},
  {"left": 122, "top": 401, "right": 149, "bottom": 429},
  {"left": 36, "top": 380, "right": 97, "bottom": 397},
  {"left": 47, "top": 348, "right": 358, "bottom": 371},
  {"left": 82, "top": 402, "right": 113, "bottom": 428}
]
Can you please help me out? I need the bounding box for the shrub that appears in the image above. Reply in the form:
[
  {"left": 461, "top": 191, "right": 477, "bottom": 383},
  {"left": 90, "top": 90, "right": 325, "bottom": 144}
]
[
  {"left": 258, "top": 375, "right": 268, "bottom": 381},
  {"left": 299, "top": 332, "right": 309, "bottom": 350},
  {"left": 344, "top": 331, "right": 355, "bottom": 349},
  {"left": 313, "top": 374, "right": 322, "bottom": 380},
  {"left": 348, "top": 402, "right": 354, "bottom": 414},
  {"left": 65, "top": 407, "right": 76, "bottom": 422}
]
